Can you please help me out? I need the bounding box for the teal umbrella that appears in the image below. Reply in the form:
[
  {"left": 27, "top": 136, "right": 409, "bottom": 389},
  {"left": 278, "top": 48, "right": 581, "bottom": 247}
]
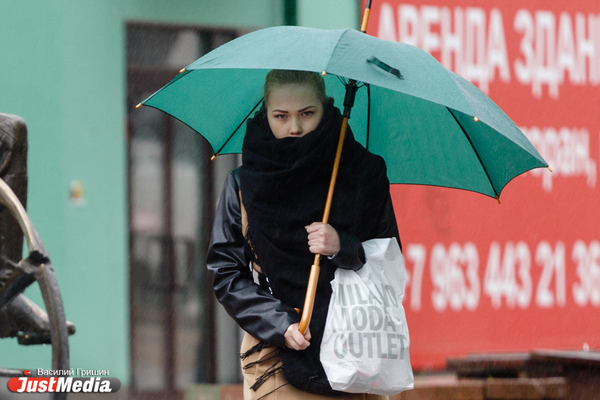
[
  {"left": 138, "top": 25, "right": 548, "bottom": 199},
  {"left": 138, "top": 19, "right": 548, "bottom": 333}
]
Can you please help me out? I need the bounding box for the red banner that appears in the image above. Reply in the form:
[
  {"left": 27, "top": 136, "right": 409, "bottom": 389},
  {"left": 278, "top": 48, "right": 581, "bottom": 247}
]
[{"left": 362, "top": 0, "right": 600, "bottom": 369}]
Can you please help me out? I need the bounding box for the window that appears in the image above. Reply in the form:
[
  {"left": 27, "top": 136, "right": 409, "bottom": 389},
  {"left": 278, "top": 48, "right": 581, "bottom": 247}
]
[{"left": 126, "top": 22, "right": 241, "bottom": 399}]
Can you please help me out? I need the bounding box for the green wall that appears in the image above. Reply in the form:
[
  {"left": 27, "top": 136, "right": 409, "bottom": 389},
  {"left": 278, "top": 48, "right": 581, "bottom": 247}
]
[
  {"left": 297, "top": 0, "right": 359, "bottom": 29},
  {"left": 0, "top": 0, "right": 282, "bottom": 385},
  {"left": 0, "top": 0, "right": 359, "bottom": 388}
]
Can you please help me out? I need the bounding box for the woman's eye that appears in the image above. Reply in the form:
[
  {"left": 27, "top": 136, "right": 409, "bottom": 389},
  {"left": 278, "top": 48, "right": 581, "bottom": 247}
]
[
  {"left": 275, "top": 114, "right": 287, "bottom": 119},
  {"left": 302, "top": 111, "right": 314, "bottom": 117}
]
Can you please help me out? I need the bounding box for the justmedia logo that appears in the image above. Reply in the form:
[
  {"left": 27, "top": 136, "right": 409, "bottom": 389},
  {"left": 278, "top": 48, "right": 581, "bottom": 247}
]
[{"left": 7, "top": 370, "right": 121, "bottom": 393}]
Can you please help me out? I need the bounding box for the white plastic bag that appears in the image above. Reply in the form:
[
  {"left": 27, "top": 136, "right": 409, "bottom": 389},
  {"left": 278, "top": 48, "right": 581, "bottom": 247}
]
[{"left": 320, "top": 238, "right": 414, "bottom": 395}]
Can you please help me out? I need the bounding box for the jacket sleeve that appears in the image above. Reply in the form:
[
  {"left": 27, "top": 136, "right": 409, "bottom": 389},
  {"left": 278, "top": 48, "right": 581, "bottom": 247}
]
[
  {"left": 207, "top": 171, "right": 299, "bottom": 347},
  {"left": 329, "top": 192, "right": 401, "bottom": 271}
]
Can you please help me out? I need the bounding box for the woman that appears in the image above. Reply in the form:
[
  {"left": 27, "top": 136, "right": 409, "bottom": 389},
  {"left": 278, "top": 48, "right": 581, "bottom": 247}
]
[{"left": 208, "top": 70, "right": 400, "bottom": 399}]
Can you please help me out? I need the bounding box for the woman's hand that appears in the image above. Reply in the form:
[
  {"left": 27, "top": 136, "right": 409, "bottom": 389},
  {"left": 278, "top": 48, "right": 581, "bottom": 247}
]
[
  {"left": 284, "top": 323, "right": 311, "bottom": 350},
  {"left": 305, "top": 222, "right": 340, "bottom": 256}
]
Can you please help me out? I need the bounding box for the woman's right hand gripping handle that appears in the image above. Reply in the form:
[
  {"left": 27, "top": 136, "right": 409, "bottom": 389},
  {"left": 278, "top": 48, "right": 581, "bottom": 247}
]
[{"left": 284, "top": 323, "right": 311, "bottom": 350}]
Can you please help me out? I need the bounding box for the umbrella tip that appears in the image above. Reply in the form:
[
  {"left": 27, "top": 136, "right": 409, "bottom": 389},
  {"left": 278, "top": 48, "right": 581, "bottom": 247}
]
[
  {"left": 496, "top": 195, "right": 501, "bottom": 204},
  {"left": 135, "top": 103, "right": 142, "bottom": 109},
  {"left": 321, "top": 71, "right": 326, "bottom": 76},
  {"left": 211, "top": 154, "right": 217, "bottom": 161},
  {"left": 473, "top": 116, "right": 479, "bottom": 122},
  {"left": 548, "top": 166, "right": 553, "bottom": 172},
  {"left": 180, "top": 68, "right": 186, "bottom": 73}
]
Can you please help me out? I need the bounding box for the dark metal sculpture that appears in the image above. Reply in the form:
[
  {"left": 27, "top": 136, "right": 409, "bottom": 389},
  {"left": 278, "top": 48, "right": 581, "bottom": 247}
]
[
  {"left": 0, "top": 113, "right": 28, "bottom": 294},
  {"left": 0, "top": 114, "right": 73, "bottom": 400}
]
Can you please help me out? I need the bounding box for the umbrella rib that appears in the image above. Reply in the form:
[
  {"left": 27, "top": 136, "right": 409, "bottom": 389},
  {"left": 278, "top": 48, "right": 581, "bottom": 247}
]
[
  {"left": 214, "top": 97, "right": 263, "bottom": 156},
  {"left": 446, "top": 107, "right": 498, "bottom": 198}
]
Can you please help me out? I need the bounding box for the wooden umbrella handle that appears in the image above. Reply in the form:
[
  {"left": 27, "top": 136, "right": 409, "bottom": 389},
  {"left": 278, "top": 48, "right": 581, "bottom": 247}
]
[
  {"left": 298, "top": 117, "right": 350, "bottom": 334},
  {"left": 297, "top": 0, "right": 371, "bottom": 335}
]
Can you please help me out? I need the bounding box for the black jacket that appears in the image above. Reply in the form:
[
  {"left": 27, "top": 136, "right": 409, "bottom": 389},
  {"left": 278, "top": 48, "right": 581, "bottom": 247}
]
[{"left": 207, "top": 167, "right": 400, "bottom": 347}]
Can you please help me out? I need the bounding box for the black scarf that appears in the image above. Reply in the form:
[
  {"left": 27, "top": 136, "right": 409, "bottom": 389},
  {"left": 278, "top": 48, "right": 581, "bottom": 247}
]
[{"left": 239, "top": 103, "right": 390, "bottom": 395}]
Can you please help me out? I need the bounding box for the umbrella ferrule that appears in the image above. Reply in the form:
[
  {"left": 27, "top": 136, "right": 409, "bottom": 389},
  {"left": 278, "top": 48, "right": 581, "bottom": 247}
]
[
  {"left": 343, "top": 80, "right": 359, "bottom": 118},
  {"left": 360, "top": 0, "right": 373, "bottom": 33}
]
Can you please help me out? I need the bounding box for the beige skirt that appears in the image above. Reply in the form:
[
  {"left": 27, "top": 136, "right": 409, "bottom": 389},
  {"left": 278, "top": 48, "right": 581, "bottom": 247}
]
[{"left": 240, "top": 332, "right": 389, "bottom": 400}]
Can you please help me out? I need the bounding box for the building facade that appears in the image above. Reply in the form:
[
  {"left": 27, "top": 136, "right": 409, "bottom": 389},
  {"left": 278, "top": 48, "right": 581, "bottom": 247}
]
[{"left": 0, "top": 0, "right": 358, "bottom": 398}]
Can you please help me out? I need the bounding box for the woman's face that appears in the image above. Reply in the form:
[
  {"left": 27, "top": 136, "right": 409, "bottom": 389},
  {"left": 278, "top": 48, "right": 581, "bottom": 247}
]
[{"left": 266, "top": 83, "right": 324, "bottom": 139}]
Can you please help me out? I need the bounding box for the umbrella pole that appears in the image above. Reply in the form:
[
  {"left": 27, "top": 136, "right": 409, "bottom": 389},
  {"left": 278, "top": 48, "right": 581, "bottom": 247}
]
[
  {"left": 298, "top": 81, "right": 359, "bottom": 334},
  {"left": 298, "top": 0, "right": 373, "bottom": 337},
  {"left": 298, "top": 0, "right": 372, "bottom": 336}
]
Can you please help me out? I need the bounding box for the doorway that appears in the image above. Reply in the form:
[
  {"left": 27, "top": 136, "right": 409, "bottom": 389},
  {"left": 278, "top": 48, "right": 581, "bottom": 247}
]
[{"left": 126, "top": 22, "right": 240, "bottom": 399}]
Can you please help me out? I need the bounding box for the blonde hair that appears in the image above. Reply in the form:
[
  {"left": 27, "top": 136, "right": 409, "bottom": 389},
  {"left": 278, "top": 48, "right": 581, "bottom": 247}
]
[{"left": 264, "top": 70, "right": 326, "bottom": 106}]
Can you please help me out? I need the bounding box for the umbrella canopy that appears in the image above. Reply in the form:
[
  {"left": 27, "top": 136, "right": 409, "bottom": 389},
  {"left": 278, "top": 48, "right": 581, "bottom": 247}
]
[{"left": 140, "top": 25, "right": 548, "bottom": 199}]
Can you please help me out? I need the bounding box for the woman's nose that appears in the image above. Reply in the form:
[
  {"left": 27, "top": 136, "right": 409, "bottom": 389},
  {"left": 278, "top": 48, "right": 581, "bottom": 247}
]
[{"left": 290, "top": 117, "right": 302, "bottom": 135}]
